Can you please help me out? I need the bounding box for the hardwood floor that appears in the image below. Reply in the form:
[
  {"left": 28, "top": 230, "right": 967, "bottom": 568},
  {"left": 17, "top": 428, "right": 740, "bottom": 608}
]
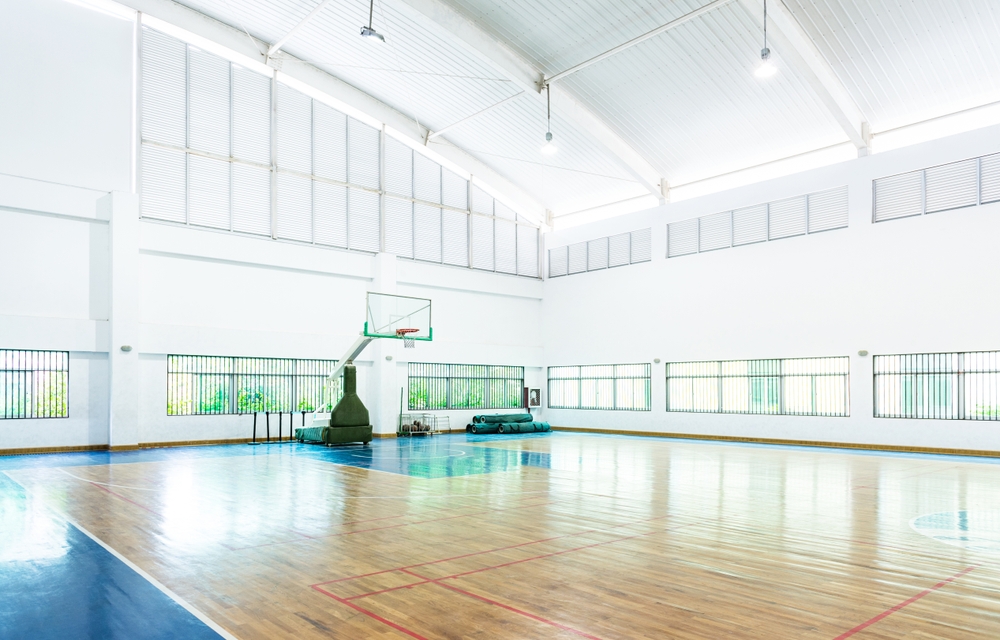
[{"left": 3, "top": 432, "right": 1000, "bottom": 638}]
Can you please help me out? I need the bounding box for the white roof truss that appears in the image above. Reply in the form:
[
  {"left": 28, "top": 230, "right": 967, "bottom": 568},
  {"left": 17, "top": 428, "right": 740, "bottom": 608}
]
[
  {"left": 392, "top": 0, "right": 666, "bottom": 199},
  {"left": 738, "top": 0, "right": 871, "bottom": 153}
]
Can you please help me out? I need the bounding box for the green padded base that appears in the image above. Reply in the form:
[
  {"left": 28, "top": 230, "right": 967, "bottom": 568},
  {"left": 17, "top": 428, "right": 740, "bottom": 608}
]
[{"left": 295, "top": 425, "right": 373, "bottom": 445}]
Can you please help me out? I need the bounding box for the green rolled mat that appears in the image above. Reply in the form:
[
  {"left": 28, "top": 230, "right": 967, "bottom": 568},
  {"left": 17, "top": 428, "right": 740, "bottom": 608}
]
[
  {"left": 473, "top": 413, "right": 534, "bottom": 424},
  {"left": 468, "top": 423, "right": 501, "bottom": 434},
  {"left": 494, "top": 422, "right": 551, "bottom": 434}
]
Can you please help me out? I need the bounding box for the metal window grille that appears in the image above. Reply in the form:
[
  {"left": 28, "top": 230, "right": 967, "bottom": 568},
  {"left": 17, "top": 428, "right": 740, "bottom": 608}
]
[
  {"left": 874, "top": 153, "right": 999, "bottom": 222},
  {"left": 407, "top": 363, "right": 524, "bottom": 410},
  {"left": 666, "top": 356, "right": 849, "bottom": 417},
  {"left": 166, "top": 355, "right": 343, "bottom": 416},
  {"left": 139, "top": 27, "right": 541, "bottom": 277},
  {"left": 874, "top": 351, "right": 1000, "bottom": 420},
  {"left": 0, "top": 350, "right": 69, "bottom": 419},
  {"left": 547, "top": 364, "right": 651, "bottom": 411}
]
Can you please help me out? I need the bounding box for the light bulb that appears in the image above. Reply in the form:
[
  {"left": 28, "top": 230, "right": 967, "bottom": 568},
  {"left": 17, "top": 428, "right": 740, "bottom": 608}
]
[
  {"left": 755, "top": 47, "right": 776, "bottom": 78},
  {"left": 540, "top": 131, "right": 557, "bottom": 155}
]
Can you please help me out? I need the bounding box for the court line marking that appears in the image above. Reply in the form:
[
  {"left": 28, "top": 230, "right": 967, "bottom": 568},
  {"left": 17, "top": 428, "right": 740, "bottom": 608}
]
[
  {"left": 89, "top": 481, "right": 163, "bottom": 516},
  {"left": 313, "top": 513, "right": 707, "bottom": 593},
  {"left": 832, "top": 564, "right": 981, "bottom": 639},
  {"left": 57, "top": 467, "right": 160, "bottom": 491},
  {"left": 1, "top": 472, "right": 237, "bottom": 640},
  {"left": 335, "top": 519, "right": 707, "bottom": 602},
  {"left": 70, "top": 519, "right": 240, "bottom": 640},
  {"left": 401, "top": 568, "right": 603, "bottom": 640},
  {"left": 308, "top": 585, "right": 429, "bottom": 639}
]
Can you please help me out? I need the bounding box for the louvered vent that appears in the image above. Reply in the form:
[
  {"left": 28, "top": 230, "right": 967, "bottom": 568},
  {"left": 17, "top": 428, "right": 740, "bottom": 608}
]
[
  {"left": 668, "top": 219, "right": 698, "bottom": 257},
  {"left": 549, "top": 246, "right": 568, "bottom": 277},
  {"left": 768, "top": 196, "right": 807, "bottom": 240},
  {"left": 471, "top": 215, "right": 494, "bottom": 271},
  {"left": 698, "top": 211, "right": 730, "bottom": 252},
  {"left": 807, "top": 186, "right": 848, "bottom": 233},
  {"left": 588, "top": 238, "right": 608, "bottom": 270},
  {"left": 567, "top": 242, "right": 587, "bottom": 274},
  {"left": 732, "top": 204, "right": 767, "bottom": 246},
  {"left": 982, "top": 153, "right": 1000, "bottom": 204},
  {"left": 630, "top": 228, "right": 651, "bottom": 263},
  {"left": 874, "top": 171, "right": 923, "bottom": 222},
  {"left": 608, "top": 233, "right": 630, "bottom": 267},
  {"left": 313, "top": 181, "right": 347, "bottom": 247},
  {"left": 384, "top": 196, "right": 413, "bottom": 258},
  {"left": 925, "top": 159, "right": 978, "bottom": 214}
]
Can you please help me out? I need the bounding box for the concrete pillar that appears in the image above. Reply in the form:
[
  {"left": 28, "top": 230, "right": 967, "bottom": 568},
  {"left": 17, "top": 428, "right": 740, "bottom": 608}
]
[
  {"left": 368, "top": 253, "right": 400, "bottom": 436},
  {"left": 99, "top": 192, "right": 140, "bottom": 450}
]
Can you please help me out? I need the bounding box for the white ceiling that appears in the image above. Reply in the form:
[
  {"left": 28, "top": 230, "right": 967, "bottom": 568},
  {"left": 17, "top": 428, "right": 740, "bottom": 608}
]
[{"left": 165, "top": 0, "right": 1000, "bottom": 217}]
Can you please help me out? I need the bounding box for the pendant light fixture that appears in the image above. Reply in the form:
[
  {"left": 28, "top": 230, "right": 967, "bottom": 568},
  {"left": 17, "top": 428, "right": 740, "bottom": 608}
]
[
  {"left": 540, "top": 84, "right": 557, "bottom": 155},
  {"left": 360, "top": 0, "right": 385, "bottom": 42},
  {"left": 754, "top": 0, "right": 776, "bottom": 78}
]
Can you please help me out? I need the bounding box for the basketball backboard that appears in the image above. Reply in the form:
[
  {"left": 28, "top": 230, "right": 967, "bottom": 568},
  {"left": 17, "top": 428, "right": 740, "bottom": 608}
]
[{"left": 365, "top": 292, "right": 432, "bottom": 341}]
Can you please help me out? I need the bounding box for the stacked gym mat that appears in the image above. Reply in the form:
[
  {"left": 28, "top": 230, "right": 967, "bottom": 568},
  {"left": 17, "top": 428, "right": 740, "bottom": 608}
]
[{"left": 466, "top": 413, "right": 551, "bottom": 434}]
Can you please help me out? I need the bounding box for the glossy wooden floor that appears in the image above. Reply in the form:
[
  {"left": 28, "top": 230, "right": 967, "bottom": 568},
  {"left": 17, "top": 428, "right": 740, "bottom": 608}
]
[{"left": 5, "top": 432, "right": 1000, "bottom": 639}]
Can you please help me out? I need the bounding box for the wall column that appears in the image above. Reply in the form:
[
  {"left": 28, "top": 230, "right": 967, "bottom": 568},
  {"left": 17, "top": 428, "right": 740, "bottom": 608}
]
[
  {"left": 369, "top": 253, "right": 401, "bottom": 436},
  {"left": 100, "top": 192, "right": 141, "bottom": 450}
]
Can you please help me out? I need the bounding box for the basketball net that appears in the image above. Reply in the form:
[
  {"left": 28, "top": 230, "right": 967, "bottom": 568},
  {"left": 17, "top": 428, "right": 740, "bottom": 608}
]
[{"left": 396, "top": 328, "right": 418, "bottom": 349}]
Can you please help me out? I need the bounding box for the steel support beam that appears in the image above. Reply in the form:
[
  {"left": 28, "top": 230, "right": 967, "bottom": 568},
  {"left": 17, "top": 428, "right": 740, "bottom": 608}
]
[
  {"left": 545, "top": 0, "right": 734, "bottom": 86},
  {"left": 738, "top": 0, "right": 870, "bottom": 153},
  {"left": 393, "top": 0, "right": 666, "bottom": 198},
  {"left": 267, "top": 0, "right": 333, "bottom": 57},
  {"left": 427, "top": 91, "right": 525, "bottom": 141}
]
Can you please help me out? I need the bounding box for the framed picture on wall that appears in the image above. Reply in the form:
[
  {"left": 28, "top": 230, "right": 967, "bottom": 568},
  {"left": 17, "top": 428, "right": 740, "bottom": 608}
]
[{"left": 528, "top": 388, "right": 541, "bottom": 408}]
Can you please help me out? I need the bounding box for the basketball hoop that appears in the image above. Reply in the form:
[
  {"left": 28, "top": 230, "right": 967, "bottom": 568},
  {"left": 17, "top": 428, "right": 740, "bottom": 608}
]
[{"left": 395, "top": 328, "right": 419, "bottom": 348}]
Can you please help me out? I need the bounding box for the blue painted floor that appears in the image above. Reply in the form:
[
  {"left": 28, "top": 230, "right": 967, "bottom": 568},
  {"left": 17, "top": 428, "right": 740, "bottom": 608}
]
[
  {"left": 0, "top": 433, "right": 558, "bottom": 479},
  {"left": 0, "top": 474, "right": 222, "bottom": 640}
]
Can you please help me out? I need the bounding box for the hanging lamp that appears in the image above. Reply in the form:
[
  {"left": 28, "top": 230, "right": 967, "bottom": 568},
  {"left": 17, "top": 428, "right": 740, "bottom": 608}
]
[
  {"left": 755, "top": 0, "right": 776, "bottom": 78},
  {"left": 540, "top": 84, "right": 557, "bottom": 155}
]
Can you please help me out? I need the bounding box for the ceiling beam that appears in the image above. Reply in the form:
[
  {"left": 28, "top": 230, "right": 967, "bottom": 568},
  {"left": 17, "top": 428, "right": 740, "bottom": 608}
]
[
  {"left": 427, "top": 91, "right": 525, "bottom": 141},
  {"left": 545, "top": 0, "right": 734, "bottom": 86},
  {"left": 738, "top": 0, "right": 870, "bottom": 153},
  {"left": 266, "top": 0, "right": 333, "bottom": 57},
  {"left": 392, "top": 0, "right": 666, "bottom": 198}
]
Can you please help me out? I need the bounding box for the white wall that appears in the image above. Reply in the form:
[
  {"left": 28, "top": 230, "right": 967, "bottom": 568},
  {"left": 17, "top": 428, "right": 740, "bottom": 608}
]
[
  {"left": 4, "top": 0, "right": 1000, "bottom": 454},
  {"left": 0, "top": 0, "right": 545, "bottom": 451},
  {"left": 1, "top": 0, "right": 133, "bottom": 193},
  {"left": 540, "top": 124, "right": 1000, "bottom": 451}
]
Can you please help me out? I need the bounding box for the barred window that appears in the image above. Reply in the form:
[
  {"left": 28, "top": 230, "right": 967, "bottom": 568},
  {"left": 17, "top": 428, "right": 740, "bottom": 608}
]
[
  {"left": 408, "top": 363, "right": 523, "bottom": 410},
  {"left": 874, "top": 352, "right": 1000, "bottom": 420},
  {"left": 1, "top": 350, "right": 69, "bottom": 419},
  {"left": 666, "top": 357, "right": 849, "bottom": 417},
  {"left": 167, "top": 355, "right": 342, "bottom": 416},
  {"left": 548, "top": 364, "right": 651, "bottom": 411}
]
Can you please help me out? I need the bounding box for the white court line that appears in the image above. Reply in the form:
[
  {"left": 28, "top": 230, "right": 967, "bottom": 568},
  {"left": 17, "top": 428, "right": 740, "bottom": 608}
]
[
  {"left": 69, "top": 519, "right": 239, "bottom": 640},
  {"left": 57, "top": 467, "right": 159, "bottom": 491},
  {"left": 1, "top": 471, "right": 237, "bottom": 640}
]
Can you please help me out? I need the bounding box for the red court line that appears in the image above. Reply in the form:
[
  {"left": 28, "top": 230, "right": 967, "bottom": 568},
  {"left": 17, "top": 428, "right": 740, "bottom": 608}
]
[
  {"left": 400, "top": 568, "right": 604, "bottom": 640},
  {"left": 313, "top": 511, "right": 687, "bottom": 588},
  {"left": 89, "top": 482, "right": 163, "bottom": 517},
  {"left": 833, "top": 564, "right": 981, "bottom": 639},
  {"left": 341, "top": 519, "right": 706, "bottom": 601},
  {"left": 309, "top": 585, "right": 429, "bottom": 640}
]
